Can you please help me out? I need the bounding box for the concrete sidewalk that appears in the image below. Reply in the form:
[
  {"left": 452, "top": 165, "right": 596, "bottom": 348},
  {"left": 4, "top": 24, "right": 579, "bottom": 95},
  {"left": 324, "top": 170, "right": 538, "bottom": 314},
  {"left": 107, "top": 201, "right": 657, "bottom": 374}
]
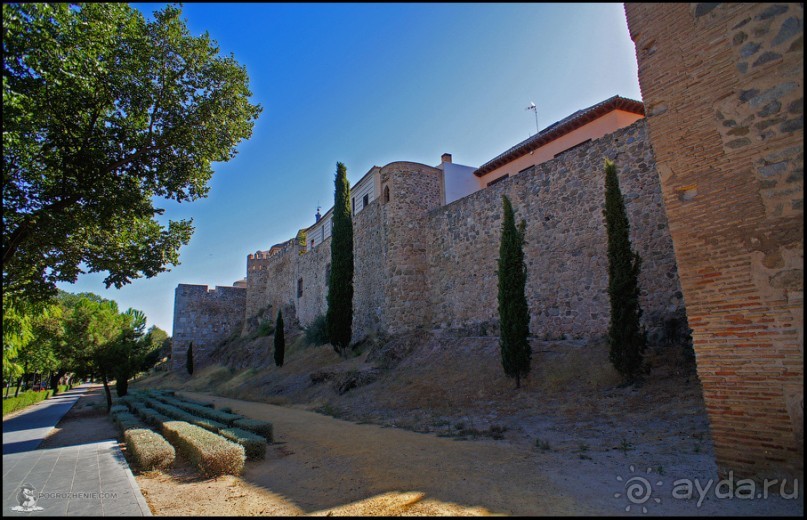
[{"left": 2, "top": 385, "right": 151, "bottom": 516}]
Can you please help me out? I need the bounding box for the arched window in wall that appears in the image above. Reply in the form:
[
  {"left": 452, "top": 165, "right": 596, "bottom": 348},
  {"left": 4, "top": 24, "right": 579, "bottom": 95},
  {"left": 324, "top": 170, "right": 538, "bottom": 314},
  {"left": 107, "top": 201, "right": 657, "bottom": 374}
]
[{"left": 383, "top": 184, "right": 390, "bottom": 203}]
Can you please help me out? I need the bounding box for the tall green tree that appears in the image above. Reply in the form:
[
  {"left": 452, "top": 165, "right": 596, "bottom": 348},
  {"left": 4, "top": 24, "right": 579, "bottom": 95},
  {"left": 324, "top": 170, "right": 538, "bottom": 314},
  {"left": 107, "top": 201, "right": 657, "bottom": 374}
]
[
  {"left": 603, "top": 159, "right": 646, "bottom": 384},
  {"left": 63, "top": 295, "right": 125, "bottom": 410},
  {"left": 111, "top": 308, "right": 147, "bottom": 397},
  {"left": 140, "top": 326, "right": 170, "bottom": 371},
  {"left": 497, "top": 195, "right": 531, "bottom": 389},
  {"left": 326, "top": 162, "right": 354, "bottom": 357},
  {"left": 2, "top": 3, "right": 262, "bottom": 302},
  {"left": 186, "top": 342, "right": 194, "bottom": 375},
  {"left": 274, "top": 310, "right": 285, "bottom": 367}
]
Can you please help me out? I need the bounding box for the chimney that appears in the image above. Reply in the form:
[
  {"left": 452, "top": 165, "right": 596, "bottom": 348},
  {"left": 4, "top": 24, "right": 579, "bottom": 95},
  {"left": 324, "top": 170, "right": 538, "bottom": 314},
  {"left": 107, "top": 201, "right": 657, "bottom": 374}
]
[{"left": 441, "top": 153, "right": 452, "bottom": 164}]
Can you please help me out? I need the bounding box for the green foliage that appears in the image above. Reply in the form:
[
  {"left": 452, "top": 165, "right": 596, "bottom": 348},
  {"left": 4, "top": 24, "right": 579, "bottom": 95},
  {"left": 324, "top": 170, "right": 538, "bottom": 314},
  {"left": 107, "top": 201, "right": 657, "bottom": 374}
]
[
  {"left": 304, "top": 314, "right": 329, "bottom": 346},
  {"left": 274, "top": 310, "right": 285, "bottom": 367},
  {"left": 2, "top": 388, "right": 54, "bottom": 416},
  {"left": 140, "top": 326, "right": 170, "bottom": 371},
  {"left": 153, "top": 395, "right": 241, "bottom": 425},
  {"left": 161, "top": 420, "right": 245, "bottom": 477},
  {"left": 124, "top": 429, "right": 176, "bottom": 471},
  {"left": 255, "top": 320, "right": 275, "bottom": 337},
  {"left": 497, "top": 195, "right": 531, "bottom": 389},
  {"left": 186, "top": 342, "right": 194, "bottom": 375},
  {"left": 2, "top": 3, "right": 262, "bottom": 301},
  {"left": 327, "top": 162, "right": 354, "bottom": 356},
  {"left": 603, "top": 159, "right": 647, "bottom": 384},
  {"left": 111, "top": 411, "right": 146, "bottom": 432},
  {"left": 232, "top": 418, "right": 274, "bottom": 442},
  {"left": 218, "top": 427, "right": 267, "bottom": 460},
  {"left": 296, "top": 229, "right": 307, "bottom": 253}
]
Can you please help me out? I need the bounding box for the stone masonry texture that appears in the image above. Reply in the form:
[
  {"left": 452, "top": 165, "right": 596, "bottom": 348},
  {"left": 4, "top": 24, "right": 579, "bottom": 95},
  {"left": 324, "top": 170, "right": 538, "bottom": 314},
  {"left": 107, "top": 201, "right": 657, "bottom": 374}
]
[
  {"left": 625, "top": 3, "right": 803, "bottom": 480},
  {"left": 236, "top": 123, "right": 684, "bottom": 349},
  {"left": 171, "top": 284, "right": 246, "bottom": 371}
]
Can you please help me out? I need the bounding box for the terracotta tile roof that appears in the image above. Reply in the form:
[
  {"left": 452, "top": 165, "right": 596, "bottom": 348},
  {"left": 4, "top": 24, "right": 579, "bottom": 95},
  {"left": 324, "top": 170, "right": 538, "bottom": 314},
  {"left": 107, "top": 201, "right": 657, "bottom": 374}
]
[{"left": 474, "top": 95, "right": 644, "bottom": 177}]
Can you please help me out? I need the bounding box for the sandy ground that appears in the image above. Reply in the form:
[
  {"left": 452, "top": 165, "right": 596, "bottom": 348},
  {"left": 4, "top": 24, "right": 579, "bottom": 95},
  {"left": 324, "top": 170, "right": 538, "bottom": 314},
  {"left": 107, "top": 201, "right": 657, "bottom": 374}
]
[{"left": 37, "top": 335, "right": 804, "bottom": 516}]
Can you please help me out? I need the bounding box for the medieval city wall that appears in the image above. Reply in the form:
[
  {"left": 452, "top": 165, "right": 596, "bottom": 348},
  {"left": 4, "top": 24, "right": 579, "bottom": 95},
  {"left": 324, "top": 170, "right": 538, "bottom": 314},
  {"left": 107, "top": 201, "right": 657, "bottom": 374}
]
[
  {"left": 237, "top": 122, "right": 683, "bottom": 347},
  {"left": 171, "top": 284, "right": 246, "bottom": 370},
  {"left": 625, "top": 2, "right": 803, "bottom": 480},
  {"left": 426, "top": 120, "right": 684, "bottom": 340}
]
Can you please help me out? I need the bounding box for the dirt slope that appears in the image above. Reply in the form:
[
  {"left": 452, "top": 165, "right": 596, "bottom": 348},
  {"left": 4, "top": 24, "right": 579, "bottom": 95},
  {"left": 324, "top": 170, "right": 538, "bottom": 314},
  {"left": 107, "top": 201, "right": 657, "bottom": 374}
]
[{"left": 132, "top": 332, "right": 803, "bottom": 516}]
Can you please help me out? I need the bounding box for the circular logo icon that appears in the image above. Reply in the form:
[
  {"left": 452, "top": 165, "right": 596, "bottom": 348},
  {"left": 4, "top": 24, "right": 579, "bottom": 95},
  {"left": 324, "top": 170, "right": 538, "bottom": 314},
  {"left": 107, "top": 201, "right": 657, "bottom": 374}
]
[{"left": 614, "top": 465, "right": 663, "bottom": 513}]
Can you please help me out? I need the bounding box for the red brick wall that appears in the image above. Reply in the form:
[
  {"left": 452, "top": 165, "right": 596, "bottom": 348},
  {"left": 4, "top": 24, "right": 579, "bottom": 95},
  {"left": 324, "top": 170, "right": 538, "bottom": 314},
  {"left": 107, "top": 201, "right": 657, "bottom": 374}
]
[{"left": 625, "top": 3, "right": 803, "bottom": 480}]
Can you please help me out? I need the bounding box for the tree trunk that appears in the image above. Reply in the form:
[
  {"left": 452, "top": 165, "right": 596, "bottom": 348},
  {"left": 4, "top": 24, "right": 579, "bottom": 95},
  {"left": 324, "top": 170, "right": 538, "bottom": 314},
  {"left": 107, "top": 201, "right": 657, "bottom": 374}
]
[
  {"left": 50, "top": 369, "right": 66, "bottom": 396},
  {"left": 101, "top": 372, "right": 113, "bottom": 413},
  {"left": 115, "top": 375, "right": 128, "bottom": 398},
  {"left": 14, "top": 376, "right": 23, "bottom": 398},
  {"left": 5, "top": 379, "right": 11, "bottom": 398}
]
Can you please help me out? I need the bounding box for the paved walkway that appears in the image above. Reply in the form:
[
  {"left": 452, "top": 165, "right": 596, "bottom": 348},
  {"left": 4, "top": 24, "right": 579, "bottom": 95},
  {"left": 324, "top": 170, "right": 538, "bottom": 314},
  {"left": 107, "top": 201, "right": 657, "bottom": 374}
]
[{"left": 2, "top": 385, "right": 151, "bottom": 516}]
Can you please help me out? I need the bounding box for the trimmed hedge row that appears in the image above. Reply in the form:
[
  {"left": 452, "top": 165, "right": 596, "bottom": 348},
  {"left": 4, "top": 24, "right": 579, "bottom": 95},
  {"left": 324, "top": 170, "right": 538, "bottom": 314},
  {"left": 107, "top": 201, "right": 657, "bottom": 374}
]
[
  {"left": 218, "top": 428, "right": 267, "bottom": 460},
  {"left": 111, "top": 411, "right": 147, "bottom": 432},
  {"left": 162, "top": 421, "right": 245, "bottom": 477},
  {"left": 109, "top": 404, "right": 129, "bottom": 416},
  {"left": 124, "top": 429, "right": 176, "bottom": 471},
  {"left": 154, "top": 395, "right": 241, "bottom": 425},
  {"left": 129, "top": 401, "right": 172, "bottom": 428},
  {"left": 232, "top": 418, "right": 274, "bottom": 442},
  {"left": 145, "top": 399, "right": 227, "bottom": 433}
]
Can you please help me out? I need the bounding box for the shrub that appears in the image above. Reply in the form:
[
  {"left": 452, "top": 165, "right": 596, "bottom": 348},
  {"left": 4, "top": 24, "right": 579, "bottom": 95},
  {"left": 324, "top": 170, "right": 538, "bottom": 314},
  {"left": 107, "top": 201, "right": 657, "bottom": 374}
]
[
  {"left": 113, "top": 411, "right": 146, "bottom": 432},
  {"left": 109, "top": 404, "right": 129, "bottom": 416},
  {"left": 125, "top": 429, "right": 176, "bottom": 471},
  {"left": 603, "top": 159, "right": 647, "bottom": 383},
  {"left": 145, "top": 399, "right": 225, "bottom": 432},
  {"left": 497, "top": 195, "right": 531, "bottom": 389},
  {"left": 274, "top": 309, "right": 285, "bottom": 367},
  {"left": 159, "top": 397, "right": 242, "bottom": 425},
  {"left": 187, "top": 342, "right": 194, "bottom": 375},
  {"left": 233, "top": 418, "right": 273, "bottom": 442},
  {"left": 137, "top": 407, "right": 173, "bottom": 428},
  {"left": 327, "top": 161, "right": 354, "bottom": 357},
  {"left": 305, "top": 314, "right": 329, "bottom": 346},
  {"left": 161, "top": 421, "right": 245, "bottom": 477},
  {"left": 2, "top": 389, "right": 53, "bottom": 416},
  {"left": 256, "top": 320, "right": 275, "bottom": 337},
  {"left": 218, "top": 428, "right": 267, "bottom": 460}
]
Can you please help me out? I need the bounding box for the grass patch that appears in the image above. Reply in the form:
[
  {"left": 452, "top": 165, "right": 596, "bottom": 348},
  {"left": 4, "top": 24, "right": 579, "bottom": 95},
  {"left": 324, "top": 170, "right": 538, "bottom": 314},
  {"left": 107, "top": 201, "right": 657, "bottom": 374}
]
[
  {"left": 535, "top": 437, "right": 551, "bottom": 452},
  {"left": 125, "top": 429, "right": 176, "bottom": 471},
  {"left": 161, "top": 421, "right": 245, "bottom": 477}
]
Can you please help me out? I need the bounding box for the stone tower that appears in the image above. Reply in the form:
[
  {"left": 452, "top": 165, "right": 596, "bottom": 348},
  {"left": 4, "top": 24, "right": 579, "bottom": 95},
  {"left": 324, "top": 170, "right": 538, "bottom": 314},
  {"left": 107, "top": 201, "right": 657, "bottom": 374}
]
[{"left": 376, "top": 161, "right": 444, "bottom": 335}]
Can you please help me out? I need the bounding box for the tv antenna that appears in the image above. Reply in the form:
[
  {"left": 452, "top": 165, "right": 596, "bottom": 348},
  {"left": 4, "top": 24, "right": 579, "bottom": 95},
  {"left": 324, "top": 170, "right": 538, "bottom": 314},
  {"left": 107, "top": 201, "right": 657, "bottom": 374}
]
[{"left": 525, "top": 101, "right": 539, "bottom": 135}]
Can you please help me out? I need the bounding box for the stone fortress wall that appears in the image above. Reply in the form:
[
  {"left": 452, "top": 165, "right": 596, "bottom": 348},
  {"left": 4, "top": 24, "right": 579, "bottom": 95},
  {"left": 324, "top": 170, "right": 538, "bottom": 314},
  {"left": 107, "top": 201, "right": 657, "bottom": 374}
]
[
  {"left": 171, "top": 284, "right": 246, "bottom": 371},
  {"left": 237, "top": 119, "right": 684, "bottom": 344}
]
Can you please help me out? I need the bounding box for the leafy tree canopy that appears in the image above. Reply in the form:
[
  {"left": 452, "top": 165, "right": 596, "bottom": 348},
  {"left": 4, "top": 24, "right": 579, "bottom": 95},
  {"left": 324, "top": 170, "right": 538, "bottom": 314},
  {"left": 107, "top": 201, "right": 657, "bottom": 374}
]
[{"left": 2, "top": 3, "right": 262, "bottom": 301}]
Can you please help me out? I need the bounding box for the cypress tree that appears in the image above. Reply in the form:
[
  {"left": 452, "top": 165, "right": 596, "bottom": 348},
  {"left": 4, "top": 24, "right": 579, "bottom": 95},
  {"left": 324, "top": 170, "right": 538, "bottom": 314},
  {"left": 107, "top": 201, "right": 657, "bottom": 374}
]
[
  {"left": 603, "top": 159, "right": 646, "bottom": 384},
  {"left": 497, "top": 195, "right": 531, "bottom": 389},
  {"left": 327, "top": 162, "right": 354, "bottom": 357},
  {"left": 274, "top": 309, "right": 285, "bottom": 367},
  {"left": 186, "top": 342, "right": 194, "bottom": 375}
]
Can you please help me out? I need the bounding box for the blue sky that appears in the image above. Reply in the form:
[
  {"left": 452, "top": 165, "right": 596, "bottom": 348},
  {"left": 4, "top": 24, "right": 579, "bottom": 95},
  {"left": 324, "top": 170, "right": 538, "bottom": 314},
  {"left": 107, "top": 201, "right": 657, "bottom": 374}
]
[{"left": 56, "top": 2, "right": 643, "bottom": 335}]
